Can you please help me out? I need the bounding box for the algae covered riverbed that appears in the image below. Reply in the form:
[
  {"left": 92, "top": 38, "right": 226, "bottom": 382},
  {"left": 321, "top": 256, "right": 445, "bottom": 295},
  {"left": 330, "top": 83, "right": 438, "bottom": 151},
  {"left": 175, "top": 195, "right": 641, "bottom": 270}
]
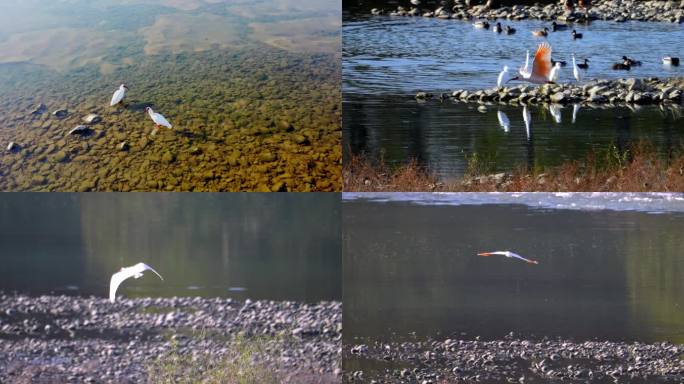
[{"left": 0, "top": 0, "right": 341, "bottom": 191}]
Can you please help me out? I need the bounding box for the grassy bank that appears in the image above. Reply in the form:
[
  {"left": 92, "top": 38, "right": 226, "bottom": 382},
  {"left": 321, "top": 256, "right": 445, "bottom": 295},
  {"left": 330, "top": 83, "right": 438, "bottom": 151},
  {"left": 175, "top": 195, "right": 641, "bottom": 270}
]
[{"left": 344, "top": 143, "right": 684, "bottom": 192}]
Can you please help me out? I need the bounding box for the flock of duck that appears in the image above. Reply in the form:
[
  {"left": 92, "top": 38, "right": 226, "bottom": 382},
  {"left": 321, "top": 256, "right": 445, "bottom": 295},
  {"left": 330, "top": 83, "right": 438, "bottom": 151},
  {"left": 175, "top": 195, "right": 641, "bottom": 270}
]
[{"left": 482, "top": 20, "right": 681, "bottom": 88}]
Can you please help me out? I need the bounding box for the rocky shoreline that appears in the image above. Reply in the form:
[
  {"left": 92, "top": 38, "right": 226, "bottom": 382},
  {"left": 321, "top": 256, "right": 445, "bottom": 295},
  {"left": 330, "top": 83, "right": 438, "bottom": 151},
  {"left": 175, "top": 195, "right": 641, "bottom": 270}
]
[
  {"left": 0, "top": 294, "right": 341, "bottom": 383},
  {"left": 345, "top": 336, "right": 684, "bottom": 383},
  {"left": 372, "top": 0, "right": 684, "bottom": 24},
  {"left": 415, "top": 77, "right": 684, "bottom": 106}
]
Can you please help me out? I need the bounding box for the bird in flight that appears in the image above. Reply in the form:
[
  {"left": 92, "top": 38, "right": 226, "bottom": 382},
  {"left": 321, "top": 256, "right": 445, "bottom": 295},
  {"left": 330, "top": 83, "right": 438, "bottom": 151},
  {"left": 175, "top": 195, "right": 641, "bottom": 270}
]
[
  {"left": 477, "top": 251, "right": 539, "bottom": 264},
  {"left": 508, "top": 42, "right": 554, "bottom": 85},
  {"left": 109, "top": 262, "right": 164, "bottom": 303}
]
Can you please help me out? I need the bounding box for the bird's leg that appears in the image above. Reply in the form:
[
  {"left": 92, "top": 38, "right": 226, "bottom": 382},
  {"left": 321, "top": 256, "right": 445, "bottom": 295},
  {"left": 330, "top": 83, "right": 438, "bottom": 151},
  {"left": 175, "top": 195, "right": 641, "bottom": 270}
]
[{"left": 151, "top": 126, "right": 159, "bottom": 137}]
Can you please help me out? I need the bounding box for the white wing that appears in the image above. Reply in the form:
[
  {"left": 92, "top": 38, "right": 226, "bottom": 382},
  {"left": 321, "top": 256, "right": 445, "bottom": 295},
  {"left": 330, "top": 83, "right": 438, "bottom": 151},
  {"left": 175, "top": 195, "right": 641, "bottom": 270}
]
[
  {"left": 110, "top": 88, "right": 125, "bottom": 106},
  {"left": 153, "top": 113, "right": 172, "bottom": 128},
  {"left": 523, "top": 50, "right": 530, "bottom": 72},
  {"left": 509, "top": 252, "right": 539, "bottom": 264},
  {"left": 497, "top": 111, "right": 510, "bottom": 132},
  {"left": 109, "top": 262, "right": 163, "bottom": 303}
]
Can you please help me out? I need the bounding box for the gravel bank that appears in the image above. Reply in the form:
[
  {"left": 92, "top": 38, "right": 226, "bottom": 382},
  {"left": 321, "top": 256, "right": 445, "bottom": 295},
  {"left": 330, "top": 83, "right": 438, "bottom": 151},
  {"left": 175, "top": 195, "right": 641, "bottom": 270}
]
[
  {"left": 415, "top": 77, "right": 684, "bottom": 105},
  {"left": 0, "top": 294, "right": 341, "bottom": 383},
  {"left": 345, "top": 336, "right": 684, "bottom": 383},
  {"left": 372, "top": 0, "right": 684, "bottom": 24}
]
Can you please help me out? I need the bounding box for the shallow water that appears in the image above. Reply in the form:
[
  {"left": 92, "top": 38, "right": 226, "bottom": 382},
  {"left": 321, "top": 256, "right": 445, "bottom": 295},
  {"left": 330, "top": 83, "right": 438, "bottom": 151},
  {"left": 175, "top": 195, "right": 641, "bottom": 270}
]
[
  {"left": 343, "top": 194, "right": 684, "bottom": 345},
  {"left": 345, "top": 94, "right": 684, "bottom": 178},
  {"left": 0, "top": 0, "right": 341, "bottom": 191},
  {"left": 0, "top": 193, "right": 341, "bottom": 302},
  {"left": 342, "top": 13, "right": 684, "bottom": 178}
]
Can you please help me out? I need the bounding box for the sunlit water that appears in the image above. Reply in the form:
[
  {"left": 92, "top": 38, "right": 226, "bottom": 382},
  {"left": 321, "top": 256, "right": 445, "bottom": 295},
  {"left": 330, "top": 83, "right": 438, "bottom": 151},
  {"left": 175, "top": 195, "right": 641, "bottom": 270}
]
[
  {"left": 343, "top": 192, "right": 684, "bottom": 344},
  {"left": 0, "top": 0, "right": 341, "bottom": 191},
  {"left": 0, "top": 193, "right": 341, "bottom": 302},
  {"left": 343, "top": 13, "right": 684, "bottom": 178}
]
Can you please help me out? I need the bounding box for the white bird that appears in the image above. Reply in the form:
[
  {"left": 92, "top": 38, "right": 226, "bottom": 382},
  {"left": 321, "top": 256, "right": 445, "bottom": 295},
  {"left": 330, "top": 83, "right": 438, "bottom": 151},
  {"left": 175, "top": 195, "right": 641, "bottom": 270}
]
[
  {"left": 523, "top": 105, "right": 531, "bottom": 140},
  {"left": 110, "top": 84, "right": 128, "bottom": 106},
  {"left": 572, "top": 55, "right": 581, "bottom": 82},
  {"left": 497, "top": 110, "right": 510, "bottom": 132},
  {"left": 477, "top": 251, "right": 539, "bottom": 264},
  {"left": 523, "top": 50, "right": 530, "bottom": 75},
  {"left": 572, "top": 103, "right": 580, "bottom": 123},
  {"left": 109, "top": 262, "right": 164, "bottom": 303},
  {"left": 497, "top": 66, "right": 511, "bottom": 87},
  {"left": 145, "top": 107, "right": 172, "bottom": 129},
  {"left": 549, "top": 104, "right": 562, "bottom": 123},
  {"left": 662, "top": 57, "right": 680, "bottom": 66},
  {"left": 509, "top": 43, "right": 554, "bottom": 85},
  {"left": 549, "top": 62, "right": 561, "bottom": 82}
]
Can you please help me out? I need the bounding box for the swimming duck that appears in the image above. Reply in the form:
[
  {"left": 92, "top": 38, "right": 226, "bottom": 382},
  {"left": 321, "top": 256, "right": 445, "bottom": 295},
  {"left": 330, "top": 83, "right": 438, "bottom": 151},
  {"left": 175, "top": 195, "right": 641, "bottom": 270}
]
[
  {"left": 493, "top": 22, "right": 503, "bottom": 33},
  {"left": 551, "top": 58, "right": 567, "bottom": 67},
  {"left": 622, "top": 56, "right": 641, "bottom": 66},
  {"left": 576, "top": 58, "right": 589, "bottom": 69},
  {"left": 663, "top": 57, "right": 680, "bottom": 66},
  {"left": 473, "top": 20, "right": 490, "bottom": 29},
  {"left": 571, "top": 29, "right": 583, "bottom": 39},
  {"left": 532, "top": 27, "right": 549, "bottom": 37},
  {"left": 551, "top": 21, "right": 568, "bottom": 32},
  {"left": 505, "top": 25, "right": 516, "bottom": 35},
  {"left": 612, "top": 62, "right": 631, "bottom": 70}
]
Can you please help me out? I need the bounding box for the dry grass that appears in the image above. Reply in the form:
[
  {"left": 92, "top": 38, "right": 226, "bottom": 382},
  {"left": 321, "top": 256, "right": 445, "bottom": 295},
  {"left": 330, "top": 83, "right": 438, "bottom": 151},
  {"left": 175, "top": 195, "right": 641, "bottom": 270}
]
[{"left": 344, "top": 143, "right": 684, "bottom": 192}]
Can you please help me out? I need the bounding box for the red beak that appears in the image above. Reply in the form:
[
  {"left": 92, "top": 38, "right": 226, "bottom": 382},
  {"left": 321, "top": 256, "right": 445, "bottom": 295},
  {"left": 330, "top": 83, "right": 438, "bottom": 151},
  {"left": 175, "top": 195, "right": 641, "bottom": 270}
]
[{"left": 477, "top": 252, "right": 492, "bottom": 256}]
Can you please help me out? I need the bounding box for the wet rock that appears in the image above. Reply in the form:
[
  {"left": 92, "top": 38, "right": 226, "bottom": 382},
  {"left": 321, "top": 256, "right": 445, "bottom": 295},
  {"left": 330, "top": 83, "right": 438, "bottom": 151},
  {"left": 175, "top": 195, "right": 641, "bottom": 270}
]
[
  {"left": 415, "top": 92, "right": 433, "bottom": 100},
  {"left": 30, "top": 103, "right": 47, "bottom": 115},
  {"left": 69, "top": 125, "right": 92, "bottom": 136},
  {"left": 52, "top": 109, "right": 68, "bottom": 119},
  {"left": 550, "top": 92, "right": 566, "bottom": 103},
  {"left": 477, "top": 105, "right": 487, "bottom": 113},
  {"left": 161, "top": 152, "right": 175, "bottom": 164},
  {"left": 6, "top": 142, "right": 19, "bottom": 152},
  {"left": 82, "top": 113, "right": 102, "bottom": 124},
  {"left": 116, "top": 141, "right": 129, "bottom": 151}
]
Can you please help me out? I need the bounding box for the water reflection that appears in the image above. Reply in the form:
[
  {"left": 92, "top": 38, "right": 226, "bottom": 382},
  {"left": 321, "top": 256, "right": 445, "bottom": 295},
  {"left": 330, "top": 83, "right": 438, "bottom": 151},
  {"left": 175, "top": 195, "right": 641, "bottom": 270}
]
[
  {"left": 343, "top": 197, "right": 684, "bottom": 344},
  {"left": 0, "top": 193, "right": 341, "bottom": 302},
  {"left": 344, "top": 95, "right": 684, "bottom": 178}
]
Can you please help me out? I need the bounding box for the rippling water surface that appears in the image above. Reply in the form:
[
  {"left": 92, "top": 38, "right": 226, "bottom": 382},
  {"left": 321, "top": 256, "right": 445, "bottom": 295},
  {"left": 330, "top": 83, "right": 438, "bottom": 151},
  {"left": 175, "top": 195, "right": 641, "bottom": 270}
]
[{"left": 343, "top": 11, "right": 684, "bottom": 178}]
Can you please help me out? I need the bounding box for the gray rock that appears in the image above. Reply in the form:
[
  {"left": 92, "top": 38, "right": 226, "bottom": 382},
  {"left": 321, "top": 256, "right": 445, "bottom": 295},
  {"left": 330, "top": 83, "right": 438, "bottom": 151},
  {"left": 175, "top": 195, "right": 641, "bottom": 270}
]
[
  {"left": 550, "top": 92, "right": 566, "bottom": 103},
  {"left": 30, "top": 103, "right": 47, "bottom": 115},
  {"left": 6, "top": 142, "right": 19, "bottom": 152},
  {"left": 52, "top": 109, "right": 68, "bottom": 119},
  {"left": 82, "top": 113, "right": 102, "bottom": 124},
  {"left": 68, "top": 125, "right": 92, "bottom": 135}
]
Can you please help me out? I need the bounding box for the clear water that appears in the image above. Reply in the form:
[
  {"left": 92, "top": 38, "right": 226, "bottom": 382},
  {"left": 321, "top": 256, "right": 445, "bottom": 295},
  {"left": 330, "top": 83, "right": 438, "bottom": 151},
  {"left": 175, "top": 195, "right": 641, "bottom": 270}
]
[
  {"left": 0, "top": 193, "right": 342, "bottom": 302},
  {"left": 0, "top": 0, "right": 342, "bottom": 191},
  {"left": 343, "top": 193, "right": 684, "bottom": 345}
]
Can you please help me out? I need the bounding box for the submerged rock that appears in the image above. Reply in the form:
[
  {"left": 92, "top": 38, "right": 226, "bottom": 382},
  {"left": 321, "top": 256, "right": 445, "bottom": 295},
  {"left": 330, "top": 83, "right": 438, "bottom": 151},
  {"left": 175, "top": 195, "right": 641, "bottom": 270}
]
[
  {"left": 6, "top": 142, "right": 19, "bottom": 152},
  {"left": 30, "top": 103, "right": 47, "bottom": 115},
  {"left": 68, "top": 125, "right": 92, "bottom": 136},
  {"left": 52, "top": 109, "right": 68, "bottom": 119},
  {"left": 82, "top": 113, "right": 102, "bottom": 124}
]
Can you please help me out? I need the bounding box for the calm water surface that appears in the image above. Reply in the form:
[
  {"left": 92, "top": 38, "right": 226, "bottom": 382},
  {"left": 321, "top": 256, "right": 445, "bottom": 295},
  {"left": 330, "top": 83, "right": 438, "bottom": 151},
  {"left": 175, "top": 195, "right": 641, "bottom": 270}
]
[
  {"left": 343, "top": 192, "right": 684, "bottom": 345},
  {"left": 0, "top": 193, "right": 341, "bottom": 302},
  {"left": 343, "top": 12, "right": 684, "bottom": 178},
  {"left": 0, "top": 0, "right": 341, "bottom": 191}
]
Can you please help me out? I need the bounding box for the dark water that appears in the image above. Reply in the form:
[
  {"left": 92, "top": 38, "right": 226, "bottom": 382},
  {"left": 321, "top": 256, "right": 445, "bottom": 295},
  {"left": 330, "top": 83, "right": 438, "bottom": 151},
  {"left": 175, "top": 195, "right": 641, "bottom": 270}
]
[
  {"left": 0, "top": 193, "right": 341, "bottom": 302},
  {"left": 345, "top": 95, "right": 684, "bottom": 178},
  {"left": 342, "top": 11, "right": 684, "bottom": 178},
  {"left": 343, "top": 194, "right": 684, "bottom": 345}
]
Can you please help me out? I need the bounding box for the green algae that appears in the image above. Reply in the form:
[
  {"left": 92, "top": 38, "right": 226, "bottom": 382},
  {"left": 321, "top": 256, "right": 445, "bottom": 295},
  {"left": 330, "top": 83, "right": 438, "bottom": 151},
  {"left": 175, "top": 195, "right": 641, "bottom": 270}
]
[{"left": 0, "top": 0, "right": 340, "bottom": 191}]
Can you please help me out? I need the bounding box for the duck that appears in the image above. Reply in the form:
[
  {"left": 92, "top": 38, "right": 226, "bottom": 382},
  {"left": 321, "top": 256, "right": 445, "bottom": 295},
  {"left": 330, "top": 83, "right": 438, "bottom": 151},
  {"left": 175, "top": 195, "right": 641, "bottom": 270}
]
[
  {"left": 551, "top": 58, "right": 567, "bottom": 67},
  {"left": 564, "top": 0, "right": 575, "bottom": 11},
  {"left": 551, "top": 21, "right": 568, "bottom": 32},
  {"left": 571, "top": 29, "right": 583, "bottom": 39},
  {"left": 473, "top": 20, "right": 490, "bottom": 29},
  {"left": 493, "top": 22, "right": 503, "bottom": 33},
  {"left": 576, "top": 58, "right": 589, "bottom": 69},
  {"left": 612, "top": 62, "right": 631, "bottom": 70},
  {"left": 532, "top": 27, "right": 549, "bottom": 37},
  {"left": 622, "top": 56, "right": 641, "bottom": 66},
  {"left": 663, "top": 57, "right": 680, "bottom": 66},
  {"left": 505, "top": 25, "right": 516, "bottom": 35}
]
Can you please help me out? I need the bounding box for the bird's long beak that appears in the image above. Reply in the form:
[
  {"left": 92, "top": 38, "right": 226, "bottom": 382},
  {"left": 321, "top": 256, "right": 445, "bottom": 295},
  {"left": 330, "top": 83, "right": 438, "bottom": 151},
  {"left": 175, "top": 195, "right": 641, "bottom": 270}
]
[
  {"left": 477, "top": 252, "right": 492, "bottom": 256},
  {"left": 527, "top": 260, "right": 539, "bottom": 265},
  {"left": 506, "top": 77, "right": 518, "bottom": 83}
]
